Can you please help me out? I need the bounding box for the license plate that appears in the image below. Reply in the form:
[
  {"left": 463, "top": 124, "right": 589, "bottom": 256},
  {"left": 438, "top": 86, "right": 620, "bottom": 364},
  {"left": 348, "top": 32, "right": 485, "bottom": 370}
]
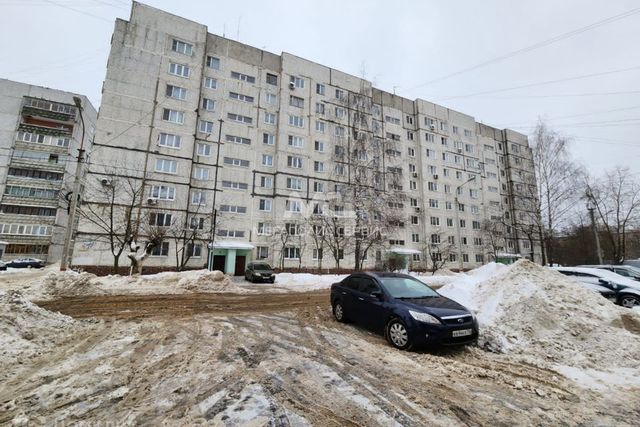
[{"left": 452, "top": 329, "right": 473, "bottom": 337}]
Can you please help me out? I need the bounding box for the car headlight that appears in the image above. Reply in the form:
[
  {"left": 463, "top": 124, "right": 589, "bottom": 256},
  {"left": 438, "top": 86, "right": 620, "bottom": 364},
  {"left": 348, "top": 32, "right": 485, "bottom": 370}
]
[
  {"left": 409, "top": 310, "right": 441, "bottom": 324},
  {"left": 254, "top": 273, "right": 261, "bottom": 277}
]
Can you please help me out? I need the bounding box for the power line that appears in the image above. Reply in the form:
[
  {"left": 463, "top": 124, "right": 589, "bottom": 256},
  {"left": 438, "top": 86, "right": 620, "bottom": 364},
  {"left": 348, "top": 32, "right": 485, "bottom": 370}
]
[
  {"left": 40, "top": 0, "right": 114, "bottom": 23},
  {"left": 435, "top": 65, "right": 640, "bottom": 101},
  {"left": 471, "top": 90, "right": 640, "bottom": 99},
  {"left": 404, "top": 7, "right": 640, "bottom": 92},
  {"left": 501, "top": 105, "right": 640, "bottom": 127}
]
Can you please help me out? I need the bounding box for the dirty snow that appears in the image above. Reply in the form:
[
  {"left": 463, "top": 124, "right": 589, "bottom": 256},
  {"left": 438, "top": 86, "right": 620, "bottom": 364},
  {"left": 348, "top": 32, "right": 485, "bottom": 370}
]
[{"left": 439, "top": 259, "right": 640, "bottom": 391}]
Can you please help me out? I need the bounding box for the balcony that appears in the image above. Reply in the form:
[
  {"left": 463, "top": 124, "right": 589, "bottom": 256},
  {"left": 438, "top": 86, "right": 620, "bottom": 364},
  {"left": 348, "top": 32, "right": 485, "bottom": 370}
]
[
  {"left": 22, "top": 98, "right": 77, "bottom": 123},
  {"left": 18, "top": 122, "right": 72, "bottom": 137}
]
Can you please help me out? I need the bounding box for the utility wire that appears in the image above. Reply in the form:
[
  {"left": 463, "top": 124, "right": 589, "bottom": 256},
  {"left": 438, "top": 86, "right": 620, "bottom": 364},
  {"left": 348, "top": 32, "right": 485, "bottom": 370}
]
[
  {"left": 41, "top": 0, "right": 114, "bottom": 23},
  {"left": 404, "top": 7, "right": 640, "bottom": 92}
]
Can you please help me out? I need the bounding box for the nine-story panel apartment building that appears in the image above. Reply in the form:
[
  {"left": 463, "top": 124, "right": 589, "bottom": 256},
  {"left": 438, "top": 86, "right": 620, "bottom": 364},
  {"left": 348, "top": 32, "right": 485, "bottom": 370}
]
[{"left": 73, "top": 2, "right": 540, "bottom": 273}]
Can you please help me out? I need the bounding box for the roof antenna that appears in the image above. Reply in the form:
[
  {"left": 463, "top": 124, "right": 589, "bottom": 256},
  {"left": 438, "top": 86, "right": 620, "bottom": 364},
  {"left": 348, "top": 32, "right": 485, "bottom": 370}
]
[{"left": 236, "top": 15, "right": 241, "bottom": 41}]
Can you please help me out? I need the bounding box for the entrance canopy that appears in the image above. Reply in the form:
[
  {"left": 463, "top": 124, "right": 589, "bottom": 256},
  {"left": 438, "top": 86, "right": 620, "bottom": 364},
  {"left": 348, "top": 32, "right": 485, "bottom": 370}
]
[{"left": 208, "top": 240, "right": 255, "bottom": 250}]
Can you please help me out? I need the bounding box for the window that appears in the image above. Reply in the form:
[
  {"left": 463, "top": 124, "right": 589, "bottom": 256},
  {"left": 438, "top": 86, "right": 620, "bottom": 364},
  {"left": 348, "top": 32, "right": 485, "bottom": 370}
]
[
  {"left": 158, "top": 133, "right": 181, "bottom": 148},
  {"left": 202, "top": 98, "right": 215, "bottom": 111},
  {"left": 265, "top": 93, "right": 277, "bottom": 105},
  {"left": 286, "top": 200, "right": 301, "bottom": 212},
  {"left": 428, "top": 182, "right": 438, "bottom": 191},
  {"left": 259, "top": 199, "right": 272, "bottom": 211},
  {"left": 463, "top": 254, "right": 469, "bottom": 263},
  {"left": 312, "top": 203, "right": 323, "bottom": 215},
  {"left": 290, "top": 75, "right": 304, "bottom": 88},
  {"left": 150, "top": 185, "right": 176, "bottom": 200},
  {"left": 223, "top": 157, "right": 250, "bottom": 167},
  {"left": 315, "top": 102, "right": 325, "bottom": 114},
  {"left": 315, "top": 121, "right": 325, "bottom": 133},
  {"left": 285, "top": 223, "right": 302, "bottom": 235},
  {"left": 217, "top": 229, "right": 245, "bottom": 238},
  {"left": 8, "top": 167, "right": 63, "bottom": 181},
  {"left": 166, "top": 84, "right": 186, "bottom": 100},
  {"left": 199, "top": 120, "right": 214, "bottom": 134},
  {"left": 188, "top": 217, "right": 205, "bottom": 230},
  {"left": 260, "top": 176, "right": 273, "bottom": 188},
  {"left": 314, "top": 140, "right": 324, "bottom": 152},
  {"left": 284, "top": 247, "right": 300, "bottom": 259},
  {"left": 187, "top": 243, "right": 202, "bottom": 258},
  {"left": 264, "top": 112, "right": 276, "bottom": 125},
  {"left": 162, "top": 109, "right": 184, "bottom": 124},
  {"left": 222, "top": 181, "right": 249, "bottom": 190},
  {"left": 313, "top": 181, "right": 325, "bottom": 193},
  {"left": 447, "top": 218, "right": 454, "bottom": 227},
  {"left": 191, "top": 191, "right": 206, "bottom": 205},
  {"left": 464, "top": 129, "right": 473, "bottom": 137},
  {"left": 230, "top": 71, "right": 256, "bottom": 83},
  {"left": 452, "top": 125, "right": 459, "bottom": 134},
  {"left": 194, "top": 167, "right": 209, "bottom": 180},
  {"left": 313, "top": 249, "right": 323, "bottom": 260},
  {"left": 385, "top": 115, "right": 400, "bottom": 125},
  {"left": 257, "top": 223, "right": 272, "bottom": 235},
  {"left": 429, "top": 199, "right": 439, "bottom": 208},
  {"left": 314, "top": 161, "right": 325, "bottom": 172},
  {"left": 288, "top": 115, "right": 304, "bottom": 128},
  {"left": 262, "top": 154, "right": 273, "bottom": 167},
  {"left": 430, "top": 217, "right": 439, "bottom": 226},
  {"left": 206, "top": 55, "right": 220, "bottom": 69},
  {"left": 266, "top": 73, "right": 278, "bottom": 85},
  {"left": 227, "top": 113, "right": 252, "bottom": 124},
  {"left": 288, "top": 135, "right": 304, "bottom": 148},
  {"left": 263, "top": 133, "right": 275, "bottom": 145},
  {"left": 257, "top": 246, "right": 269, "bottom": 259},
  {"left": 412, "top": 234, "right": 420, "bottom": 243},
  {"left": 430, "top": 234, "right": 441, "bottom": 244},
  {"left": 4, "top": 186, "right": 59, "bottom": 200},
  {"left": 229, "top": 92, "right": 254, "bottom": 103},
  {"left": 460, "top": 219, "right": 466, "bottom": 228},
  {"left": 335, "top": 164, "right": 345, "bottom": 176},
  {"left": 151, "top": 242, "right": 170, "bottom": 256},
  {"left": 0, "top": 224, "right": 52, "bottom": 236},
  {"left": 155, "top": 158, "right": 177, "bottom": 174},
  {"left": 409, "top": 181, "right": 417, "bottom": 190},
  {"left": 407, "top": 131, "right": 414, "bottom": 141},
  {"left": 335, "top": 126, "right": 345, "bottom": 137},
  {"left": 335, "top": 89, "right": 345, "bottom": 100},
  {"left": 204, "top": 77, "right": 217, "bottom": 89},
  {"left": 289, "top": 95, "right": 304, "bottom": 108},
  {"left": 225, "top": 135, "right": 251, "bottom": 145},
  {"left": 220, "top": 205, "right": 247, "bottom": 214},
  {"left": 472, "top": 220, "right": 481, "bottom": 230},
  {"left": 286, "top": 177, "right": 303, "bottom": 190},
  {"left": 408, "top": 147, "right": 415, "bottom": 157},
  {"left": 169, "top": 63, "right": 190, "bottom": 78},
  {"left": 197, "top": 143, "right": 211, "bottom": 156},
  {"left": 316, "top": 83, "right": 325, "bottom": 95},
  {"left": 335, "top": 107, "right": 345, "bottom": 118}
]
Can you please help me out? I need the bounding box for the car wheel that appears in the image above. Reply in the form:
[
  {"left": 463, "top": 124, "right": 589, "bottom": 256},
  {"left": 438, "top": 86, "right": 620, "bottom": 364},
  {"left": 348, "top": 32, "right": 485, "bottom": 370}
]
[
  {"left": 333, "top": 301, "right": 347, "bottom": 323},
  {"left": 386, "top": 319, "right": 413, "bottom": 350},
  {"left": 619, "top": 294, "right": 640, "bottom": 308},
  {"left": 269, "top": 279, "right": 275, "bottom": 283}
]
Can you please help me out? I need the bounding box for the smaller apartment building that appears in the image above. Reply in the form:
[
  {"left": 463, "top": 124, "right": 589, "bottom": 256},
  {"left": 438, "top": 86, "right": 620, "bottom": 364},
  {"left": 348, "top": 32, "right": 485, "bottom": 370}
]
[
  {"left": 73, "top": 2, "right": 541, "bottom": 273},
  {"left": 0, "top": 79, "right": 97, "bottom": 262}
]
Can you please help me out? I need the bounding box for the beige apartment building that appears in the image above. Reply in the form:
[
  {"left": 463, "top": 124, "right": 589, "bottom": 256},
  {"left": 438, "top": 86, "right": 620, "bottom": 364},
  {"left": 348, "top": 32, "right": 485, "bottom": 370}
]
[
  {"left": 0, "top": 79, "right": 97, "bottom": 262},
  {"left": 72, "top": 2, "right": 540, "bottom": 274}
]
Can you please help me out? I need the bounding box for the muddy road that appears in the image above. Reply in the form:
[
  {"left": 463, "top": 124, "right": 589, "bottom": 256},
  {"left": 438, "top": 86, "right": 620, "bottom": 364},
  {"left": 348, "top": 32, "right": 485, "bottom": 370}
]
[
  {"left": 36, "top": 289, "right": 330, "bottom": 319},
  {"left": 2, "top": 290, "right": 638, "bottom": 425}
]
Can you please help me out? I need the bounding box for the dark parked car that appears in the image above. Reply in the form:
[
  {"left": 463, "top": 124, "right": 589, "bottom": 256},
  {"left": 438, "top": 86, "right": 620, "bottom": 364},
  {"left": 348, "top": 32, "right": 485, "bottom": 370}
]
[
  {"left": 5, "top": 258, "right": 45, "bottom": 269},
  {"left": 245, "top": 261, "right": 276, "bottom": 283},
  {"left": 331, "top": 272, "right": 478, "bottom": 350}
]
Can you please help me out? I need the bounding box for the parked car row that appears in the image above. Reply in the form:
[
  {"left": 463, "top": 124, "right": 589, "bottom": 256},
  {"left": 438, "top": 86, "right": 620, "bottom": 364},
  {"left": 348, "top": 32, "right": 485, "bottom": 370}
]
[
  {"left": 553, "top": 266, "right": 640, "bottom": 308},
  {"left": 0, "top": 258, "right": 45, "bottom": 269}
]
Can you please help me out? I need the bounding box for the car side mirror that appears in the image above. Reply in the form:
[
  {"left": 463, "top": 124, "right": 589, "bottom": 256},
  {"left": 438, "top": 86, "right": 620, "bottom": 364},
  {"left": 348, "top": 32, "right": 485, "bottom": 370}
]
[{"left": 598, "top": 279, "right": 609, "bottom": 285}]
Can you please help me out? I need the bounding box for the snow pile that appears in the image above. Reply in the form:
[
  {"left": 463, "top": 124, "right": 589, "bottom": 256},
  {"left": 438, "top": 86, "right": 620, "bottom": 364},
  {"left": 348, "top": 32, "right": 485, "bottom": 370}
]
[
  {"left": 270, "top": 273, "right": 347, "bottom": 292},
  {"left": 439, "top": 260, "right": 640, "bottom": 386},
  {"left": 43, "top": 270, "right": 105, "bottom": 297},
  {"left": 0, "top": 290, "right": 77, "bottom": 373}
]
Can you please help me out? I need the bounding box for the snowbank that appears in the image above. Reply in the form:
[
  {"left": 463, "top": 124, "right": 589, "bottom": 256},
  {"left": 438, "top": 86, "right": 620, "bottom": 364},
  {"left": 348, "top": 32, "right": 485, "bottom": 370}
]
[
  {"left": 271, "top": 273, "right": 347, "bottom": 292},
  {"left": 0, "top": 290, "right": 78, "bottom": 376},
  {"left": 439, "top": 259, "right": 640, "bottom": 390}
]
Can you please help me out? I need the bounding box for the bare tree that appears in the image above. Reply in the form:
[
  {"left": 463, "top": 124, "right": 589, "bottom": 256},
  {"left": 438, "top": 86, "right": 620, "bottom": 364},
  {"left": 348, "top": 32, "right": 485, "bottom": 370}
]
[
  {"left": 481, "top": 218, "right": 506, "bottom": 262},
  {"left": 586, "top": 166, "right": 640, "bottom": 263},
  {"left": 423, "top": 232, "right": 456, "bottom": 274},
  {"left": 531, "top": 120, "right": 583, "bottom": 265},
  {"left": 307, "top": 215, "right": 326, "bottom": 271},
  {"left": 126, "top": 225, "right": 165, "bottom": 275},
  {"left": 77, "top": 171, "right": 146, "bottom": 273},
  {"left": 320, "top": 214, "right": 351, "bottom": 270}
]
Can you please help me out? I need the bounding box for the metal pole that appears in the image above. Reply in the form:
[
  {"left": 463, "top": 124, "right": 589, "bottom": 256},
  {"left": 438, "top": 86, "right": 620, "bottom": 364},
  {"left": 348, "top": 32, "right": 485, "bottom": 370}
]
[
  {"left": 60, "top": 97, "right": 85, "bottom": 271},
  {"left": 588, "top": 207, "right": 603, "bottom": 264},
  {"left": 455, "top": 176, "right": 476, "bottom": 271},
  {"left": 207, "top": 119, "right": 224, "bottom": 270}
]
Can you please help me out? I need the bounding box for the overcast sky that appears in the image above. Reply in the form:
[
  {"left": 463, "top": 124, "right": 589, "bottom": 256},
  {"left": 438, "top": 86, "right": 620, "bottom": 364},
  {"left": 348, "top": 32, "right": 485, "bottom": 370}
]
[{"left": 1, "top": 0, "right": 639, "bottom": 175}]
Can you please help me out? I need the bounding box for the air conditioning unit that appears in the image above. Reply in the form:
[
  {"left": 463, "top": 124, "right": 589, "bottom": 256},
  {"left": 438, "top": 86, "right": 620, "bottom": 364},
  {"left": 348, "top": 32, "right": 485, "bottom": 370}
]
[
  {"left": 412, "top": 172, "right": 419, "bottom": 178},
  {"left": 415, "top": 207, "right": 421, "bottom": 212},
  {"left": 457, "top": 148, "right": 463, "bottom": 153},
  {"left": 433, "top": 174, "right": 439, "bottom": 180},
  {"left": 147, "top": 198, "right": 158, "bottom": 205},
  {"left": 100, "top": 178, "right": 112, "bottom": 187},
  {"left": 430, "top": 124, "right": 436, "bottom": 131},
  {"left": 289, "top": 82, "right": 295, "bottom": 90}
]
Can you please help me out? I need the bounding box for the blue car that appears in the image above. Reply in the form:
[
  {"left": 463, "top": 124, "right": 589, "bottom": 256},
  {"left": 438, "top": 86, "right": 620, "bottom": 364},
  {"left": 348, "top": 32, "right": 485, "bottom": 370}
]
[{"left": 330, "top": 272, "right": 479, "bottom": 350}]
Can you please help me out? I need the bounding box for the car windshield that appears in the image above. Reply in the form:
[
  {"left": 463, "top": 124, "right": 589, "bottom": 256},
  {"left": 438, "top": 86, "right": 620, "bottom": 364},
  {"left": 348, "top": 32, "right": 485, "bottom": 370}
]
[
  {"left": 252, "top": 263, "right": 272, "bottom": 270},
  {"left": 380, "top": 277, "right": 440, "bottom": 299}
]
